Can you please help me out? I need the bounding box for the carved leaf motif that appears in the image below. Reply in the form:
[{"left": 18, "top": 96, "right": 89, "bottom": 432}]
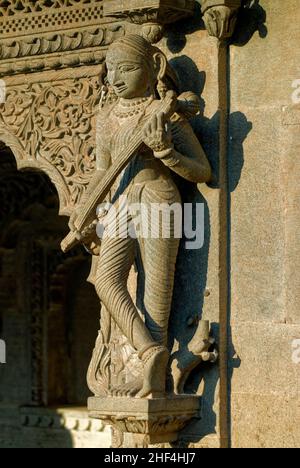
[
  {"left": 0, "top": 29, "right": 111, "bottom": 60},
  {"left": 0, "top": 76, "right": 101, "bottom": 213}
]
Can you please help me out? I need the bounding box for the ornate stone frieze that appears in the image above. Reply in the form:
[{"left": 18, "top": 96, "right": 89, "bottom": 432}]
[
  {"left": 0, "top": 25, "right": 124, "bottom": 77},
  {"left": 0, "top": 27, "right": 123, "bottom": 61},
  {"left": 0, "top": 1, "right": 125, "bottom": 76},
  {"left": 0, "top": 0, "right": 103, "bottom": 16},
  {"left": 0, "top": 49, "right": 106, "bottom": 77},
  {"left": 0, "top": 1, "right": 104, "bottom": 39}
]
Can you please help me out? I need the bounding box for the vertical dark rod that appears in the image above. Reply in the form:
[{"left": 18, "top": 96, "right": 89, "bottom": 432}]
[{"left": 218, "top": 39, "right": 230, "bottom": 449}]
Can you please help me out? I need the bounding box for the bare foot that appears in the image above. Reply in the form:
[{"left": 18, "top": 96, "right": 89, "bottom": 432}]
[{"left": 136, "top": 346, "right": 169, "bottom": 399}]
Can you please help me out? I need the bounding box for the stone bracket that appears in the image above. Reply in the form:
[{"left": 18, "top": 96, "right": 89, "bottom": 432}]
[
  {"left": 200, "top": 0, "right": 242, "bottom": 40},
  {"left": 88, "top": 396, "right": 201, "bottom": 446}
]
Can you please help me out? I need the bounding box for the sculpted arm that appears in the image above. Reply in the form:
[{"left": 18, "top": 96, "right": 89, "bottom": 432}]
[{"left": 143, "top": 113, "right": 211, "bottom": 184}]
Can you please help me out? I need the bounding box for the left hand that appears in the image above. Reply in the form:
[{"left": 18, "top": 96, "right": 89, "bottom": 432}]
[{"left": 142, "top": 112, "right": 173, "bottom": 154}]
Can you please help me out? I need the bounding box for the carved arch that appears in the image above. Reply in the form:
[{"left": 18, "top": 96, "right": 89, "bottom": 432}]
[
  {"left": 0, "top": 67, "right": 103, "bottom": 217},
  {"left": 0, "top": 125, "right": 70, "bottom": 216}
]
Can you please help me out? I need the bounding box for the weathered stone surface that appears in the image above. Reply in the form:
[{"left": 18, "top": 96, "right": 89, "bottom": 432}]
[
  {"left": 228, "top": 0, "right": 300, "bottom": 448},
  {"left": 229, "top": 107, "right": 286, "bottom": 324},
  {"left": 230, "top": 323, "right": 300, "bottom": 397},
  {"left": 231, "top": 394, "right": 300, "bottom": 448},
  {"left": 281, "top": 119, "right": 300, "bottom": 325}
]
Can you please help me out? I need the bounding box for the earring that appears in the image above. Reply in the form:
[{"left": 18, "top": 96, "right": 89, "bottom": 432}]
[{"left": 157, "top": 79, "right": 168, "bottom": 99}]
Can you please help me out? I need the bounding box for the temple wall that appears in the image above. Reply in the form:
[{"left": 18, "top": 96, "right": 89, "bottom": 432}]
[{"left": 228, "top": 0, "right": 300, "bottom": 448}]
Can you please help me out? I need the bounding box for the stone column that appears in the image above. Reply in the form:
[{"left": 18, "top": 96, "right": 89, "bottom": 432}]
[{"left": 200, "top": 0, "right": 242, "bottom": 449}]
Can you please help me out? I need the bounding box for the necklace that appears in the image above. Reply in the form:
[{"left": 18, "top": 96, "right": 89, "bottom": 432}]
[{"left": 113, "top": 97, "right": 153, "bottom": 119}]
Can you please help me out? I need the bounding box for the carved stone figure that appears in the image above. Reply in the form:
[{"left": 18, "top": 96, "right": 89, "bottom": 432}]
[{"left": 62, "top": 34, "right": 214, "bottom": 403}]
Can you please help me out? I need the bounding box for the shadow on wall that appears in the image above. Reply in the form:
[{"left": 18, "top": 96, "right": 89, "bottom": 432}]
[
  {"left": 167, "top": 55, "right": 220, "bottom": 442},
  {"left": 233, "top": 0, "right": 268, "bottom": 46},
  {"left": 165, "top": 2, "right": 205, "bottom": 53},
  {"left": 165, "top": 0, "right": 268, "bottom": 51}
]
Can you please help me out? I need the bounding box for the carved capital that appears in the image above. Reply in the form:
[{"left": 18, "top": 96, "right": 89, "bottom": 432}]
[
  {"left": 103, "top": 0, "right": 195, "bottom": 43},
  {"left": 200, "top": 0, "right": 242, "bottom": 40}
]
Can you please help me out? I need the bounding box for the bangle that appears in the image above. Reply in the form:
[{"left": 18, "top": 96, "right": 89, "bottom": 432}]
[
  {"left": 154, "top": 146, "right": 180, "bottom": 168},
  {"left": 153, "top": 147, "right": 173, "bottom": 159}
]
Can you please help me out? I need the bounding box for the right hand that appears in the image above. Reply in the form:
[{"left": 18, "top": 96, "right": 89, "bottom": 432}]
[{"left": 142, "top": 112, "right": 173, "bottom": 154}]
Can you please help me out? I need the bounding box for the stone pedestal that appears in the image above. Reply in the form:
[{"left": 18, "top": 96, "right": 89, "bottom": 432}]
[{"left": 88, "top": 396, "right": 200, "bottom": 446}]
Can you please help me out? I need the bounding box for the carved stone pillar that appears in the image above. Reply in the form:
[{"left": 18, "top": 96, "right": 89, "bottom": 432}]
[{"left": 200, "top": 0, "right": 242, "bottom": 450}]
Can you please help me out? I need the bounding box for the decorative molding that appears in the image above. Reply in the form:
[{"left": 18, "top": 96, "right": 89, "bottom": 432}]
[
  {"left": 0, "top": 1, "right": 104, "bottom": 39},
  {"left": 102, "top": 414, "right": 192, "bottom": 441},
  {"left": 0, "top": 1, "right": 125, "bottom": 77},
  {"left": 0, "top": 24, "right": 124, "bottom": 77},
  {"left": 0, "top": 49, "right": 106, "bottom": 77},
  {"left": 200, "top": 0, "right": 241, "bottom": 40},
  {"left": 0, "top": 26, "right": 123, "bottom": 61},
  {"left": 20, "top": 407, "right": 105, "bottom": 432},
  {"left": 0, "top": 1, "right": 103, "bottom": 17}
]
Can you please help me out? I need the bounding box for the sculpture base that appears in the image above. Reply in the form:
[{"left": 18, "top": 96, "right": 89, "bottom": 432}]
[{"left": 88, "top": 395, "right": 200, "bottom": 446}]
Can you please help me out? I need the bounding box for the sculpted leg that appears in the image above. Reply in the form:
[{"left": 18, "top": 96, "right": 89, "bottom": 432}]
[
  {"left": 136, "top": 186, "right": 181, "bottom": 397},
  {"left": 95, "top": 234, "right": 155, "bottom": 352}
]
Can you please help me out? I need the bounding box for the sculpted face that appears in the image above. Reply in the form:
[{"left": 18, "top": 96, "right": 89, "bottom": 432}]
[{"left": 106, "top": 47, "right": 154, "bottom": 99}]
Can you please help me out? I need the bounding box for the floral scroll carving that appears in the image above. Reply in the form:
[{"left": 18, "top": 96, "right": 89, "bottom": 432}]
[{"left": 0, "top": 74, "right": 102, "bottom": 214}]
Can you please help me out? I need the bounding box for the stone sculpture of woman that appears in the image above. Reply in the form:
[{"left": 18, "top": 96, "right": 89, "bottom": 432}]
[{"left": 68, "top": 34, "right": 212, "bottom": 399}]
